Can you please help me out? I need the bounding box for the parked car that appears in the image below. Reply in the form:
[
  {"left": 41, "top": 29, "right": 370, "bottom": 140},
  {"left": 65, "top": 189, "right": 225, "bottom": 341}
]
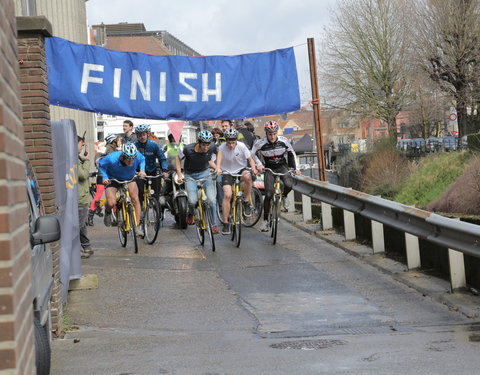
[
  {"left": 396, "top": 139, "right": 412, "bottom": 153},
  {"left": 411, "top": 138, "right": 426, "bottom": 154},
  {"left": 442, "top": 136, "right": 458, "bottom": 152},
  {"left": 425, "top": 137, "right": 441, "bottom": 152},
  {"left": 26, "top": 163, "right": 61, "bottom": 375}
]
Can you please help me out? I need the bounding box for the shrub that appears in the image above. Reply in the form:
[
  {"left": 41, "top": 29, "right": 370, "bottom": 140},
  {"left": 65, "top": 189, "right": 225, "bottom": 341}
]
[{"left": 361, "top": 149, "right": 413, "bottom": 199}]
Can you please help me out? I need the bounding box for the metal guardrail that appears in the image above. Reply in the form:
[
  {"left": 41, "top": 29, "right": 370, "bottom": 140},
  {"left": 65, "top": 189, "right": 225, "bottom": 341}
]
[{"left": 291, "top": 174, "right": 480, "bottom": 259}]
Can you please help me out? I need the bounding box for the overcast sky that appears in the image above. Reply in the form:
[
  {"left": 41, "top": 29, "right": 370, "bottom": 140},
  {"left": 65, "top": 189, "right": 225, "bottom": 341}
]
[{"left": 86, "top": 0, "right": 338, "bottom": 101}]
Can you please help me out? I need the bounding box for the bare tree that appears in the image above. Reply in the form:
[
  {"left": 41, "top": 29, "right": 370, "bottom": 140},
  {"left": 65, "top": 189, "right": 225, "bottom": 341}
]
[
  {"left": 407, "top": 72, "right": 449, "bottom": 138},
  {"left": 412, "top": 0, "right": 480, "bottom": 137},
  {"left": 320, "top": 0, "right": 412, "bottom": 143}
]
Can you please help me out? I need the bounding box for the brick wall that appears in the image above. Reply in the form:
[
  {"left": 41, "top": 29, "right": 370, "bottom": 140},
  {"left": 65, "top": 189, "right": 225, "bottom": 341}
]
[
  {"left": 0, "top": 1, "right": 35, "bottom": 374},
  {"left": 16, "top": 17, "right": 63, "bottom": 337}
]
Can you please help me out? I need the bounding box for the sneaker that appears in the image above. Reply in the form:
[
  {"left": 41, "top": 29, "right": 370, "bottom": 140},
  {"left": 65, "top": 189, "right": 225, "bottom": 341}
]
[
  {"left": 136, "top": 225, "right": 144, "bottom": 237},
  {"left": 84, "top": 248, "right": 94, "bottom": 255},
  {"left": 80, "top": 249, "right": 90, "bottom": 259},
  {"left": 186, "top": 214, "right": 195, "bottom": 225},
  {"left": 243, "top": 201, "right": 252, "bottom": 217},
  {"left": 159, "top": 195, "right": 166, "bottom": 207},
  {"left": 221, "top": 223, "right": 231, "bottom": 235},
  {"left": 259, "top": 220, "right": 269, "bottom": 232},
  {"left": 104, "top": 211, "right": 112, "bottom": 227},
  {"left": 281, "top": 197, "right": 290, "bottom": 212},
  {"left": 212, "top": 225, "right": 220, "bottom": 235}
]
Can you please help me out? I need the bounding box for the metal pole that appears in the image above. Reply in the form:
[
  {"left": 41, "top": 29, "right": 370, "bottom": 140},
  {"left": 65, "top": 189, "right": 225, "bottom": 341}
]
[{"left": 307, "top": 38, "right": 326, "bottom": 181}]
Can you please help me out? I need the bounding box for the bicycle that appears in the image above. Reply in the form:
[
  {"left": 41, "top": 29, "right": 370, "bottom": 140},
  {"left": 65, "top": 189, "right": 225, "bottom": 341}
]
[
  {"left": 263, "top": 168, "right": 293, "bottom": 245},
  {"left": 185, "top": 174, "right": 216, "bottom": 252},
  {"left": 110, "top": 177, "right": 139, "bottom": 253},
  {"left": 141, "top": 174, "right": 162, "bottom": 245},
  {"left": 220, "top": 171, "right": 246, "bottom": 248},
  {"left": 216, "top": 176, "right": 263, "bottom": 228}
]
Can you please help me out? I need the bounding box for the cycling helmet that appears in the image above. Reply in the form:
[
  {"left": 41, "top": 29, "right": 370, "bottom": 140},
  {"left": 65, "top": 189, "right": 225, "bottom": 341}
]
[
  {"left": 104, "top": 134, "right": 117, "bottom": 144},
  {"left": 198, "top": 130, "right": 213, "bottom": 143},
  {"left": 122, "top": 142, "right": 138, "bottom": 160},
  {"left": 224, "top": 128, "right": 238, "bottom": 140},
  {"left": 264, "top": 121, "right": 279, "bottom": 133},
  {"left": 135, "top": 124, "right": 151, "bottom": 133}
]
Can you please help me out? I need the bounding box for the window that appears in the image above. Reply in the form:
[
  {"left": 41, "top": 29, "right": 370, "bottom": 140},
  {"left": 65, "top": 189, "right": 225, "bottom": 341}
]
[{"left": 21, "top": 0, "right": 37, "bottom": 16}]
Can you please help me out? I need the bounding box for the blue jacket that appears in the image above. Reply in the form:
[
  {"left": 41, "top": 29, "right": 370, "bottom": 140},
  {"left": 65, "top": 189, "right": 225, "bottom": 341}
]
[
  {"left": 98, "top": 151, "right": 145, "bottom": 182},
  {"left": 135, "top": 139, "right": 168, "bottom": 174}
]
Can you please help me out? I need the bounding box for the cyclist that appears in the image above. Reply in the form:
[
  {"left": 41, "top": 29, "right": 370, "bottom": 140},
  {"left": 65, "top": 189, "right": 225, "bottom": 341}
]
[
  {"left": 215, "top": 128, "right": 257, "bottom": 234},
  {"left": 134, "top": 124, "right": 169, "bottom": 206},
  {"left": 98, "top": 143, "right": 146, "bottom": 236},
  {"left": 161, "top": 133, "right": 184, "bottom": 199},
  {"left": 251, "top": 121, "right": 301, "bottom": 232},
  {"left": 88, "top": 133, "right": 122, "bottom": 226},
  {"left": 176, "top": 130, "right": 219, "bottom": 234}
]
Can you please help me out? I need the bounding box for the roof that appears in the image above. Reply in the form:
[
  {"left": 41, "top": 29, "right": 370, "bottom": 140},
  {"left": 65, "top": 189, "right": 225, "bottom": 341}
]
[
  {"left": 293, "top": 134, "right": 314, "bottom": 154},
  {"left": 104, "top": 35, "right": 171, "bottom": 55}
]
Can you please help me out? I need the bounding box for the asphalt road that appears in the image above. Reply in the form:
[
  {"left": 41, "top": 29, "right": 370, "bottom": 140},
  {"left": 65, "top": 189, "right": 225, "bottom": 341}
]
[{"left": 51, "top": 213, "right": 480, "bottom": 374}]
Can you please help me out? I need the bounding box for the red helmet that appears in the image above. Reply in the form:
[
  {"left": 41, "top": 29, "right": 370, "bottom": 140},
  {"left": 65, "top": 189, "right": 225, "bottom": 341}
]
[{"left": 264, "top": 121, "right": 279, "bottom": 133}]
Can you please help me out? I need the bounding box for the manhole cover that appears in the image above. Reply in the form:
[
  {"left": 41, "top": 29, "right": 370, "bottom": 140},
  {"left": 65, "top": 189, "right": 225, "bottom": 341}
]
[{"left": 270, "top": 339, "right": 347, "bottom": 350}]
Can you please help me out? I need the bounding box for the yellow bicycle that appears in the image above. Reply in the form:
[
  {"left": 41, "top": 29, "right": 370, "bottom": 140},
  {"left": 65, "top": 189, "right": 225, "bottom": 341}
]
[
  {"left": 110, "top": 177, "right": 139, "bottom": 253},
  {"left": 141, "top": 175, "right": 162, "bottom": 244},
  {"left": 221, "top": 171, "right": 247, "bottom": 248},
  {"left": 264, "top": 168, "right": 293, "bottom": 245},
  {"left": 186, "top": 174, "right": 216, "bottom": 252}
]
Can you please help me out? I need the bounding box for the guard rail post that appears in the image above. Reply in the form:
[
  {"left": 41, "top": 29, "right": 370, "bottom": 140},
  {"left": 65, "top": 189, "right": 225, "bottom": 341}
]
[
  {"left": 302, "top": 194, "right": 312, "bottom": 222},
  {"left": 343, "top": 210, "right": 356, "bottom": 240},
  {"left": 286, "top": 190, "right": 295, "bottom": 213},
  {"left": 448, "top": 248, "right": 466, "bottom": 291},
  {"left": 371, "top": 220, "right": 385, "bottom": 254},
  {"left": 321, "top": 202, "right": 333, "bottom": 230},
  {"left": 405, "top": 233, "right": 421, "bottom": 270}
]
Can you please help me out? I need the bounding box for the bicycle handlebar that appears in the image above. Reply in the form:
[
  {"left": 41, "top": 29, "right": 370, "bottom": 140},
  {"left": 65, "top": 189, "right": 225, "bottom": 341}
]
[
  {"left": 108, "top": 176, "right": 138, "bottom": 185},
  {"left": 220, "top": 168, "right": 253, "bottom": 178},
  {"left": 263, "top": 168, "right": 294, "bottom": 176}
]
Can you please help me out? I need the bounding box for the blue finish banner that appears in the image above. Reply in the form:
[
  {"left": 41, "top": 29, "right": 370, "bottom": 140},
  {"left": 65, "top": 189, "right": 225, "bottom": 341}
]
[{"left": 45, "top": 37, "right": 300, "bottom": 121}]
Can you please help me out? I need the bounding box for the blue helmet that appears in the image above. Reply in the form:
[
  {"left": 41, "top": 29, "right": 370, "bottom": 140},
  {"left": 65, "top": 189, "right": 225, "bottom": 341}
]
[
  {"left": 135, "top": 124, "right": 151, "bottom": 133},
  {"left": 122, "top": 142, "right": 138, "bottom": 160},
  {"left": 104, "top": 133, "right": 117, "bottom": 144},
  {"left": 198, "top": 130, "right": 213, "bottom": 143}
]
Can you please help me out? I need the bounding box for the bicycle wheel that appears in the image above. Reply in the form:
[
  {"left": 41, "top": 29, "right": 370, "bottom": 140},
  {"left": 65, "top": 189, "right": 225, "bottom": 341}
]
[
  {"left": 271, "top": 197, "right": 279, "bottom": 245},
  {"left": 144, "top": 198, "right": 160, "bottom": 244},
  {"left": 217, "top": 202, "right": 225, "bottom": 225},
  {"left": 243, "top": 187, "right": 263, "bottom": 227},
  {"left": 127, "top": 204, "right": 138, "bottom": 253},
  {"left": 176, "top": 196, "right": 188, "bottom": 229},
  {"left": 195, "top": 207, "right": 205, "bottom": 245},
  {"left": 117, "top": 205, "right": 127, "bottom": 247},
  {"left": 233, "top": 198, "right": 242, "bottom": 248},
  {"left": 203, "top": 202, "right": 216, "bottom": 252}
]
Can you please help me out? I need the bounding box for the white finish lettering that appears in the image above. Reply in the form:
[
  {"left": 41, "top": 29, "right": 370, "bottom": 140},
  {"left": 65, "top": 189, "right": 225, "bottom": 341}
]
[
  {"left": 179, "top": 72, "right": 197, "bottom": 102},
  {"left": 113, "top": 68, "right": 121, "bottom": 98},
  {"left": 159, "top": 72, "right": 166, "bottom": 102},
  {"left": 130, "top": 70, "right": 151, "bottom": 101},
  {"left": 202, "top": 73, "right": 222, "bottom": 102},
  {"left": 80, "top": 63, "right": 104, "bottom": 93}
]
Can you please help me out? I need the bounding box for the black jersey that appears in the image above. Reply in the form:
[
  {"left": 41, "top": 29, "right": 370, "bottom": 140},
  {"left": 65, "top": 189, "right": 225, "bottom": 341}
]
[
  {"left": 251, "top": 136, "right": 297, "bottom": 169},
  {"left": 179, "top": 142, "right": 217, "bottom": 173}
]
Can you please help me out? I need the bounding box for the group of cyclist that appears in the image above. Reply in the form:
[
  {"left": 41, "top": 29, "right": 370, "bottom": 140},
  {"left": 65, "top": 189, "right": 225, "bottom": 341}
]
[{"left": 90, "top": 118, "right": 300, "bottom": 240}]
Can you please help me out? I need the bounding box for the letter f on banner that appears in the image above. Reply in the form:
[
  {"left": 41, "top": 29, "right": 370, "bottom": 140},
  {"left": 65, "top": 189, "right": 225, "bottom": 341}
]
[{"left": 81, "top": 63, "right": 104, "bottom": 93}]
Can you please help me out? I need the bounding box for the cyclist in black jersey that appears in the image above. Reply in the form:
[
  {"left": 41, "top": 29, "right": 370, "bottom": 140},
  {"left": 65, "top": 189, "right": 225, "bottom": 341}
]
[{"left": 251, "top": 121, "right": 301, "bottom": 232}]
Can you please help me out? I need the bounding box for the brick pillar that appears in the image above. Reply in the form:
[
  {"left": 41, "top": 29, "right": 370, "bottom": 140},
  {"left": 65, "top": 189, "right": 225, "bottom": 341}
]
[
  {"left": 16, "top": 16, "right": 63, "bottom": 335},
  {"left": 0, "top": 2, "right": 35, "bottom": 374}
]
